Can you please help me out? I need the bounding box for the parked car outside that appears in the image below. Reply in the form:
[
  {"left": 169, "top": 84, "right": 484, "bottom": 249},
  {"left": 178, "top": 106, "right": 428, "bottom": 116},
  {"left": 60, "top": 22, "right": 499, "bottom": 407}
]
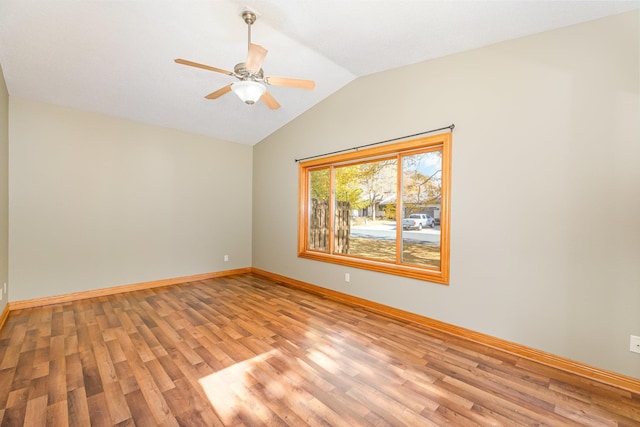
[{"left": 402, "top": 213, "right": 435, "bottom": 230}]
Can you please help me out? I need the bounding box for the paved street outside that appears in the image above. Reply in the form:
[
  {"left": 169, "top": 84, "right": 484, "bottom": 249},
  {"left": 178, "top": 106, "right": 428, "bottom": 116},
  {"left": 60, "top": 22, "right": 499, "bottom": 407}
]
[{"left": 350, "top": 220, "right": 441, "bottom": 245}]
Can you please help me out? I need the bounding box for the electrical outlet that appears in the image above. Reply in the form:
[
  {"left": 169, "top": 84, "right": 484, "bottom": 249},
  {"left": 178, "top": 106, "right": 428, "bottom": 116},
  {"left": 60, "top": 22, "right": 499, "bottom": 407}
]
[
  {"left": 224, "top": 255, "right": 229, "bottom": 262},
  {"left": 344, "top": 273, "right": 350, "bottom": 283},
  {"left": 630, "top": 335, "right": 640, "bottom": 354},
  {"left": 3, "top": 282, "right": 5, "bottom": 293}
]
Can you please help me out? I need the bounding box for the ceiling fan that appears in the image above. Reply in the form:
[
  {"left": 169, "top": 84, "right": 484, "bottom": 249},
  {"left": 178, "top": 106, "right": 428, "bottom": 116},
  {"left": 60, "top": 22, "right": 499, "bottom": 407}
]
[{"left": 174, "top": 10, "right": 315, "bottom": 110}]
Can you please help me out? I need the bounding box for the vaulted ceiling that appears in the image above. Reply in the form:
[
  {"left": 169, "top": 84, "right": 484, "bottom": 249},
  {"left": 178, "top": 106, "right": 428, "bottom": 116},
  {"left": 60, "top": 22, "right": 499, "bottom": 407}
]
[{"left": 0, "top": 1, "right": 637, "bottom": 145}]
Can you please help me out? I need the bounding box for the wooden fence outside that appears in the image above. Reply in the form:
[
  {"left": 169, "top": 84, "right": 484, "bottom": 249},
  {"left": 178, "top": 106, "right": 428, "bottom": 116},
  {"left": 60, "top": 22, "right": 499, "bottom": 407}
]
[{"left": 309, "top": 199, "right": 350, "bottom": 254}]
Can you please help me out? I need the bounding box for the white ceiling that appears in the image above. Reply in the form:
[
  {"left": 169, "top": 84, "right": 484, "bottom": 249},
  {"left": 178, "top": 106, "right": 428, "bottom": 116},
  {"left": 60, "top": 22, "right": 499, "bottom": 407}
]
[{"left": 0, "top": 1, "right": 638, "bottom": 145}]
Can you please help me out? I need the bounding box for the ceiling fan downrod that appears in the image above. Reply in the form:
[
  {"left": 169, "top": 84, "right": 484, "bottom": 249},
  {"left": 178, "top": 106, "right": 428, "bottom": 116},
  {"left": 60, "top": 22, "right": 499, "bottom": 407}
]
[{"left": 242, "top": 11, "right": 256, "bottom": 52}]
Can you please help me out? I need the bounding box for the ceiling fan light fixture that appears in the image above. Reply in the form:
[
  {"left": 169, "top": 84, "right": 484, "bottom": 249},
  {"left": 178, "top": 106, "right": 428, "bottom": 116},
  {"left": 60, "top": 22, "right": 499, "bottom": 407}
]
[{"left": 231, "top": 80, "right": 266, "bottom": 105}]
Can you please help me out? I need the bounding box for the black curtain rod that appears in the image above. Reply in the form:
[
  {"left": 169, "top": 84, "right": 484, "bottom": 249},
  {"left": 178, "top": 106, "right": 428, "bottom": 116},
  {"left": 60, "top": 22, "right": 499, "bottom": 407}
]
[{"left": 294, "top": 123, "right": 455, "bottom": 163}]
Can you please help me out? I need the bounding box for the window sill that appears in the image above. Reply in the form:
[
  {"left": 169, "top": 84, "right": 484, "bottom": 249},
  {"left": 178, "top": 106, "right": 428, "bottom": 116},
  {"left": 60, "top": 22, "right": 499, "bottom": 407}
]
[{"left": 298, "top": 250, "right": 449, "bottom": 285}]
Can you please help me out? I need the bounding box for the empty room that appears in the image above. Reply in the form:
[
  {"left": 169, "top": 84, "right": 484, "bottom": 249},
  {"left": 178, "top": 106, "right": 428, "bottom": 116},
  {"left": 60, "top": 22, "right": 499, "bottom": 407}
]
[{"left": 0, "top": 1, "right": 639, "bottom": 425}]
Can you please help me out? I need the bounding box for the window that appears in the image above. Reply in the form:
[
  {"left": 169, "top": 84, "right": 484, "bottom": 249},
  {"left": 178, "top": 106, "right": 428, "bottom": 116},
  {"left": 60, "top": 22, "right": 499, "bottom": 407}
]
[{"left": 298, "top": 132, "right": 451, "bottom": 284}]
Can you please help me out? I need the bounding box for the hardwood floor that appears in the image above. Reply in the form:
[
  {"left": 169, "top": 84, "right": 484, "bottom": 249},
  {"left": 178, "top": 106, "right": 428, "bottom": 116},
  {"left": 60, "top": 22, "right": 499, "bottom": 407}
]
[{"left": 0, "top": 273, "right": 638, "bottom": 426}]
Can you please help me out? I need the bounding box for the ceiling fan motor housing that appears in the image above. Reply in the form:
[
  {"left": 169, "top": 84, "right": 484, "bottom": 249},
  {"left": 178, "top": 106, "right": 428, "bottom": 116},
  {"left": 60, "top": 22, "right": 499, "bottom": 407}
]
[{"left": 233, "top": 63, "right": 264, "bottom": 81}]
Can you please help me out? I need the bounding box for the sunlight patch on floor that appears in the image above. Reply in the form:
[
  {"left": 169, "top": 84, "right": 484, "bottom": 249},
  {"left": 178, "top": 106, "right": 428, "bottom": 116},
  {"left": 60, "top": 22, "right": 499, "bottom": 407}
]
[{"left": 198, "top": 350, "right": 277, "bottom": 423}]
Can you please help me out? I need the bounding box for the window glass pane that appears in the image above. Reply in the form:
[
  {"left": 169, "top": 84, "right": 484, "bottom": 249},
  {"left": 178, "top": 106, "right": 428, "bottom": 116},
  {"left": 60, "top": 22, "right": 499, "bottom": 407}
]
[
  {"left": 309, "top": 168, "right": 330, "bottom": 252},
  {"left": 401, "top": 151, "right": 442, "bottom": 268},
  {"left": 333, "top": 165, "right": 358, "bottom": 255},
  {"left": 337, "top": 159, "right": 397, "bottom": 262}
]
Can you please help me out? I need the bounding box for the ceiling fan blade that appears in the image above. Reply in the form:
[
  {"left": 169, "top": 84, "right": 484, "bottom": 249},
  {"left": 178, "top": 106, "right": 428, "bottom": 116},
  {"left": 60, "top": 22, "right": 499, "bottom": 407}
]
[
  {"left": 205, "top": 84, "right": 232, "bottom": 99},
  {"left": 245, "top": 43, "right": 268, "bottom": 73},
  {"left": 261, "top": 91, "right": 280, "bottom": 110},
  {"left": 174, "top": 59, "right": 233, "bottom": 76},
  {"left": 266, "top": 76, "right": 315, "bottom": 90}
]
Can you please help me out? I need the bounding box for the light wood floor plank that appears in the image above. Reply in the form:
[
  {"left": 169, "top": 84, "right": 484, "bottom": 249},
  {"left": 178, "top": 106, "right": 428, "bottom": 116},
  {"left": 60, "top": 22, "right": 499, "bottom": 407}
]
[
  {"left": 46, "top": 399, "right": 69, "bottom": 426},
  {"left": 0, "top": 273, "right": 639, "bottom": 426}
]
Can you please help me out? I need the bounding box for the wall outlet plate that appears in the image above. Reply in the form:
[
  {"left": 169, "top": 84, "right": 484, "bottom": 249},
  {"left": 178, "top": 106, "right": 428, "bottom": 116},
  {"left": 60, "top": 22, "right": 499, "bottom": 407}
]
[{"left": 630, "top": 335, "right": 640, "bottom": 354}]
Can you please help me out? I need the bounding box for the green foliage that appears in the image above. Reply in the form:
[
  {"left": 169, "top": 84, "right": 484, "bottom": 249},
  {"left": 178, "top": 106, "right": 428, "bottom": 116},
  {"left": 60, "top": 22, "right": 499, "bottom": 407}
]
[
  {"left": 310, "top": 168, "right": 330, "bottom": 200},
  {"left": 309, "top": 159, "right": 398, "bottom": 218},
  {"left": 335, "top": 165, "right": 366, "bottom": 209},
  {"left": 384, "top": 203, "right": 396, "bottom": 220}
]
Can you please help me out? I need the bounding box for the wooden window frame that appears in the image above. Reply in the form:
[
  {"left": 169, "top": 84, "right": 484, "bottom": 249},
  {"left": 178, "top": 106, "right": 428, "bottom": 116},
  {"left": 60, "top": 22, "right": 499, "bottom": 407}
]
[{"left": 298, "top": 132, "right": 451, "bottom": 284}]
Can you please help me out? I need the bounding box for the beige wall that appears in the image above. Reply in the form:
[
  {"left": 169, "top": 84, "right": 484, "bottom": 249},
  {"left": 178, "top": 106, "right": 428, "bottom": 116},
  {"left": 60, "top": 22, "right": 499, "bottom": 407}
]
[
  {"left": 253, "top": 11, "right": 640, "bottom": 378},
  {"left": 9, "top": 98, "right": 252, "bottom": 301},
  {"left": 0, "top": 65, "right": 8, "bottom": 313}
]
